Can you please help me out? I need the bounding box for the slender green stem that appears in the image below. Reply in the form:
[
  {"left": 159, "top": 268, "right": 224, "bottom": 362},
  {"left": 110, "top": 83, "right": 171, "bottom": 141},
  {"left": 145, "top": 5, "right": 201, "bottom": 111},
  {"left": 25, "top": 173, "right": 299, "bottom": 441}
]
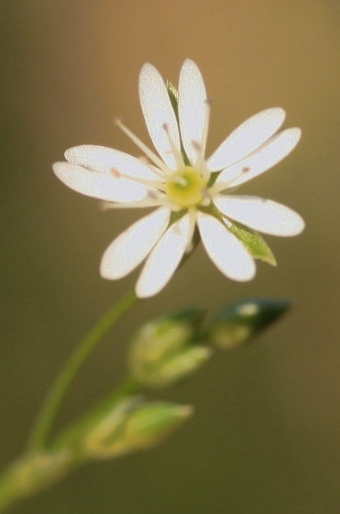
[
  {"left": 51, "top": 376, "right": 142, "bottom": 451},
  {"left": 26, "top": 290, "right": 138, "bottom": 453}
]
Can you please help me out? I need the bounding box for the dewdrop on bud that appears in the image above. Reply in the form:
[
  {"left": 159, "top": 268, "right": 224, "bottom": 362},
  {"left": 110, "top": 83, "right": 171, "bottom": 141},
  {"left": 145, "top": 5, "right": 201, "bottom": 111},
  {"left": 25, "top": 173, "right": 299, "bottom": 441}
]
[{"left": 208, "top": 298, "right": 291, "bottom": 349}]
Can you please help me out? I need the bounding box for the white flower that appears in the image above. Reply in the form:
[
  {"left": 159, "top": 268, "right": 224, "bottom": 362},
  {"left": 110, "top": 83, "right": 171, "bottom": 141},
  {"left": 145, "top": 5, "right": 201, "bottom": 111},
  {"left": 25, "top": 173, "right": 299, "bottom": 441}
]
[{"left": 53, "top": 59, "right": 304, "bottom": 298}]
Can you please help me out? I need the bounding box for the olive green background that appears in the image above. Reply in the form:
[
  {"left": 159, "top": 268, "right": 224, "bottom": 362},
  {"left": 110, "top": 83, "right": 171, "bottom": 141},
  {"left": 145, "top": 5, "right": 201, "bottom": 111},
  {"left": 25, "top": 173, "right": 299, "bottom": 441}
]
[{"left": 1, "top": 1, "right": 340, "bottom": 513}]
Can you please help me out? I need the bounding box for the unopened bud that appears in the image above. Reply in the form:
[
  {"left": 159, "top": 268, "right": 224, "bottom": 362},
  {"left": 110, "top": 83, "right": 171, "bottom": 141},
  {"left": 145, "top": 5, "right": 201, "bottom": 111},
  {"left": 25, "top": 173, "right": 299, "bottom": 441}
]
[
  {"left": 83, "top": 397, "right": 193, "bottom": 459},
  {"left": 208, "top": 298, "right": 291, "bottom": 349},
  {"left": 129, "top": 308, "right": 210, "bottom": 387},
  {"left": 0, "top": 449, "right": 72, "bottom": 508}
]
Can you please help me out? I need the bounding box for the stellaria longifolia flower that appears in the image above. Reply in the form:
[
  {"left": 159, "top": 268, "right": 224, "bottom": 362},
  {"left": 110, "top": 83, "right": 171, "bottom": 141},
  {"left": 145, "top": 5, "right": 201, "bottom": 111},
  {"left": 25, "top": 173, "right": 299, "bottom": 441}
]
[{"left": 53, "top": 60, "right": 304, "bottom": 298}]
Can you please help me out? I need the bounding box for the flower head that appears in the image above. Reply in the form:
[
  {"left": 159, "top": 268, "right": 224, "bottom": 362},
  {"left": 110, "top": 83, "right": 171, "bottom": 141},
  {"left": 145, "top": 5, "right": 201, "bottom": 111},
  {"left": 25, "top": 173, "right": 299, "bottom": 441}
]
[{"left": 53, "top": 59, "right": 304, "bottom": 298}]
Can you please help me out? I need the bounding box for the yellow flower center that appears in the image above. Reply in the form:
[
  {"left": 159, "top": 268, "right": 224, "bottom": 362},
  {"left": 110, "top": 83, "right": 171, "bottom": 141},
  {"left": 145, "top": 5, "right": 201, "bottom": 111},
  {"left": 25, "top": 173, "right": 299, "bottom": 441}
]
[{"left": 165, "top": 167, "right": 207, "bottom": 208}]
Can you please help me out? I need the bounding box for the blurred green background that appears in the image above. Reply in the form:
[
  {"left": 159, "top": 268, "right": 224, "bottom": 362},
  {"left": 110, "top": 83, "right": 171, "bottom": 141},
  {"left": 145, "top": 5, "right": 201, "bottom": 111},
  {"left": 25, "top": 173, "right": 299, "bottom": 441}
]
[{"left": 1, "top": 1, "right": 340, "bottom": 512}]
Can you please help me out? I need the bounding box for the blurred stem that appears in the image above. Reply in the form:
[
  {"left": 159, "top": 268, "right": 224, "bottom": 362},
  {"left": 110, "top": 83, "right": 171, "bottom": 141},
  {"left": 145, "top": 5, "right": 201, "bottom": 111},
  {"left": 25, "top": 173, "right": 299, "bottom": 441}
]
[
  {"left": 51, "top": 376, "right": 142, "bottom": 450},
  {"left": 26, "top": 290, "right": 138, "bottom": 453}
]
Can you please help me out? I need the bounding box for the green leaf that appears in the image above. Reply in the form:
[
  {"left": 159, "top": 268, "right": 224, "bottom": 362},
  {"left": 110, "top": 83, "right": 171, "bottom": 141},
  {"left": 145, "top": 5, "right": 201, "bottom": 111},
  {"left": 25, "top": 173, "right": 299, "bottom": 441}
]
[{"left": 223, "top": 218, "right": 277, "bottom": 265}]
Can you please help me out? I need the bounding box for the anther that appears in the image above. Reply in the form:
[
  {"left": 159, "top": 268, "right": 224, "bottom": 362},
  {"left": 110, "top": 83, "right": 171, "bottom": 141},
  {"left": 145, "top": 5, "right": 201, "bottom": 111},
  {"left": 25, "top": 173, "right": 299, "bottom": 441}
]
[
  {"left": 192, "top": 140, "right": 201, "bottom": 152},
  {"left": 113, "top": 116, "right": 171, "bottom": 175},
  {"left": 162, "top": 122, "right": 185, "bottom": 168},
  {"left": 99, "top": 201, "right": 113, "bottom": 211},
  {"left": 111, "top": 167, "right": 122, "bottom": 178},
  {"left": 242, "top": 166, "right": 251, "bottom": 173},
  {"left": 147, "top": 190, "right": 159, "bottom": 200},
  {"left": 200, "top": 197, "right": 211, "bottom": 207}
]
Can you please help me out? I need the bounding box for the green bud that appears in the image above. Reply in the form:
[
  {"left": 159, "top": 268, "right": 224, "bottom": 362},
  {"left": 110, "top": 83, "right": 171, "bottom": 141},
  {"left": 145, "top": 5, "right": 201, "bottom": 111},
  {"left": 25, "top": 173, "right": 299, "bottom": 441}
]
[
  {"left": 0, "top": 449, "right": 72, "bottom": 509},
  {"left": 122, "top": 402, "right": 193, "bottom": 451},
  {"left": 150, "top": 346, "right": 212, "bottom": 387},
  {"left": 208, "top": 298, "right": 291, "bottom": 349},
  {"left": 129, "top": 308, "right": 210, "bottom": 387},
  {"left": 83, "top": 397, "right": 193, "bottom": 459}
]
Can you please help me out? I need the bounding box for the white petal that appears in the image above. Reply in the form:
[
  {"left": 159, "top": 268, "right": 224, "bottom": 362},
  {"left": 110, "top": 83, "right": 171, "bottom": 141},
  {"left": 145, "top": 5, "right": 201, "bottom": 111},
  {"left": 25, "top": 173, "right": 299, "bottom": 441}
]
[
  {"left": 197, "top": 212, "right": 255, "bottom": 281},
  {"left": 213, "top": 195, "right": 305, "bottom": 236},
  {"left": 179, "top": 59, "right": 208, "bottom": 164},
  {"left": 100, "top": 208, "right": 170, "bottom": 280},
  {"left": 53, "top": 162, "right": 151, "bottom": 202},
  {"left": 215, "top": 128, "right": 301, "bottom": 188},
  {"left": 65, "top": 145, "right": 160, "bottom": 182},
  {"left": 139, "top": 63, "right": 180, "bottom": 170},
  {"left": 207, "top": 108, "right": 286, "bottom": 171},
  {"left": 136, "top": 214, "right": 190, "bottom": 298}
]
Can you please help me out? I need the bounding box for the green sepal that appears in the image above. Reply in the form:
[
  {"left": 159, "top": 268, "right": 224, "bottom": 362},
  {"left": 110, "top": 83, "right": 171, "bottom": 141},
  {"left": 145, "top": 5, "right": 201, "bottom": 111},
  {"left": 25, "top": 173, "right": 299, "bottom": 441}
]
[
  {"left": 166, "top": 80, "right": 190, "bottom": 166},
  {"left": 223, "top": 218, "right": 277, "bottom": 265},
  {"left": 166, "top": 80, "right": 179, "bottom": 114}
]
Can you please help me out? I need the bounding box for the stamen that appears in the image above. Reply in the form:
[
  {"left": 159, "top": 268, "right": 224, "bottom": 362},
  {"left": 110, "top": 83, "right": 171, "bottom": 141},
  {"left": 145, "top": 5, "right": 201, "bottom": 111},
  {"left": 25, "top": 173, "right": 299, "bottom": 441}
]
[
  {"left": 114, "top": 117, "right": 171, "bottom": 175},
  {"left": 138, "top": 156, "right": 166, "bottom": 181},
  {"left": 191, "top": 98, "right": 211, "bottom": 169},
  {"left": 110, "top": 167, "right": 166, "bottom": 191},
  {"left": 200, "top": 197, "right": 211, "bottom": 207},
  {"left": 157, "top": 196, "right": 183, "bottom": 212},
  {"left": 209, "top": 181, "right": 232, "bottom": 195},
  {"left": 192, "top": 140, "right": 210, "bottom": 182},
  {"left": 209, "top": 166, "right": 246, "bottom": 195},
  {"left": 100, "top": 195, "right": 164, "bottom": 210},
  {"left": 200, "top": 188, "right": 211, "bottom": 207},
  {"left": 200, "top": 98, "right": 211, "bottom": 156},
  {"left": 111, "top": 167, "right": 122, "bottom": 178},
  {"left": 192, "top": 140, "right": 201, "bottom": 153},
  {"left": 162, "top": 123, "right": 185, "bottom": 169}
]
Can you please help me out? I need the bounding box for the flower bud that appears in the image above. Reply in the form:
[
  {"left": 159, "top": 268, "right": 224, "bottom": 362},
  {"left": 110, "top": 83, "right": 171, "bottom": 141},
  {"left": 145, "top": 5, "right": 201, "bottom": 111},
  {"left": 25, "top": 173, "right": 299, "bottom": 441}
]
[
  {"left": 0, "top": 449, "right": 72, "bottom": 509},
  {"left": 83, "top": 397, "right": 193, "bottom": 459},
  {"left": 208, "top": 298, "right": 291, "bottom": 349},
  {"left": 128, "top": 308, "right": 211, "bottom": 387}
]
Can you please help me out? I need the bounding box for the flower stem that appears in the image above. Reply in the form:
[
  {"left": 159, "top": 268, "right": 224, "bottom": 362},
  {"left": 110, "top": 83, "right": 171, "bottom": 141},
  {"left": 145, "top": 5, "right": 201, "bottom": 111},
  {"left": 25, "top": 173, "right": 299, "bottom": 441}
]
[{"left": 26, "top": 290, "right": 138, "bottom": 453}]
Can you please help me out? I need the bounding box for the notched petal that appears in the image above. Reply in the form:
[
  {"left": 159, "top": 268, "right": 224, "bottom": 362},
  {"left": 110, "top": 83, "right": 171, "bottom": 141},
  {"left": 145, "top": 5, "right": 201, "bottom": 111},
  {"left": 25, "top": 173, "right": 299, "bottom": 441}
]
[
  {"left": 207, "top": 107, "right": 286, "bottom": 171},
  {"left": 216, "top": 127, "right": 301, "bottom": 187},
  {"left": 214, "top": 195, "right": 305, "bottom": 237},
  {"left": 139, "top": 63, "right": 180, "bottom": 170},
  {"left": 136, "top": 215, "right": 190, "bottom": 298},
  {"left": 100, "top": 208, "right": 170, "bottom": 280},
  {"left": 179, "top": 60, "right": 208, "bottom": 164},
  {"left": 53, "top": 162, "right": 152, "bottom": 202}
]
